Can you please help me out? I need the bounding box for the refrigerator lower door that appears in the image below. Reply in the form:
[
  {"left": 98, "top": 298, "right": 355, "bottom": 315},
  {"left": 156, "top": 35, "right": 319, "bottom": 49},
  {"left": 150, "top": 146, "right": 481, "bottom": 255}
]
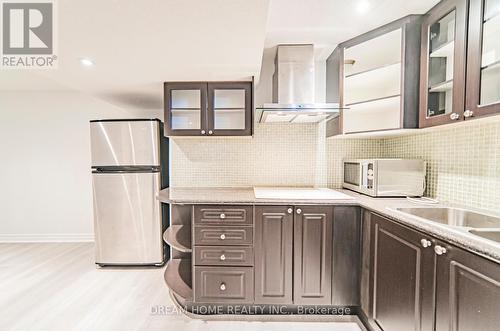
[{"left": 92, "top": 171, "right": 163, "bottom": 265}]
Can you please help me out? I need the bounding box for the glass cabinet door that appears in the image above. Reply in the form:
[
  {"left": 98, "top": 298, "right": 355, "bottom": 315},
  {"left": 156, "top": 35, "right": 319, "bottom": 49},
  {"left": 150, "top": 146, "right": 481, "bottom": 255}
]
[
  {"left": 420, "top": 0, "right": 468, "bottom": 128},
  {"left": 466, "top": 0, "right": 500, "bottom": 118},
  {"left": 427, "top": 11, "right": 455, "bottom": 118},
  {"left": 164, "top": 83, "right": 207, "bottom": 136},
  {"left": 207, "top": 82, "right": 252, "bottom": 135}
]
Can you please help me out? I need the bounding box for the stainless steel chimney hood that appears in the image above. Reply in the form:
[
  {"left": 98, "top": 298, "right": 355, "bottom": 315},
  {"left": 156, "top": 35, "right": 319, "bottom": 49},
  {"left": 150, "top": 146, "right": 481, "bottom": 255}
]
[{"left": 256, "top": 44, "right": 342, "bottom": 123}]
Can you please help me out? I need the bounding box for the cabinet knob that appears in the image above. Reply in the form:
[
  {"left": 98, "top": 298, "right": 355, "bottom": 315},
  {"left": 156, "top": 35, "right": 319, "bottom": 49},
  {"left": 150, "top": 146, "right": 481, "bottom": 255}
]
[
  {"left": 220, "top": 213, "right": 226, "bottom": 219},
  {"left": 287, "top": 208, "right": 293, "bottom": 214},
  {"left": 201, "top": 130, "right": 206, "bottom": 134},
  {"left": 296, "top": 208, "right": 302, "bottom": 214},
  {"left": 420, "top": 238, "right": 432, "bottom": 248},
  {"left": 450, "top": 113, "right": 460, "bottom": 120},
  {"left": 220, "top": 234, "right": 226, "bottom": 240},
  {"left": 434, "top": 245, "right": 447, "bottom": 255},
  {"left": 464, "top": 110, "right": 474, "bottom": 118},
  {"left": 220, "top": 283, "right": 226, "bottom": 291},
  {"left": 208, "top": 130, "right": 213, "bottom": 135},
  {"left": 220, "top": 254, "right": 226, "bottom": 261}
]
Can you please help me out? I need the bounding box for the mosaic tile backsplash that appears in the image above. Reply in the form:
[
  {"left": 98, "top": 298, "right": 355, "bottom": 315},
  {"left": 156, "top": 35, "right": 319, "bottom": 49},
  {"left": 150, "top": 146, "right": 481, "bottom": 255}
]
[
  {"left": 170, "top": 120, "right": 500, "bottom": 213},
  {"left": 381, "top": 121, "right": 500, "bottom": 213},
  {"left": 170, "top": 123, "right": 381, "bottom": 188}
]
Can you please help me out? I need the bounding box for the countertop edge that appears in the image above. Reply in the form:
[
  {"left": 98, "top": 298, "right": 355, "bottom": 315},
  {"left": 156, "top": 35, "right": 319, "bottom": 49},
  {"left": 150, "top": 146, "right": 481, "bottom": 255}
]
[{"left": 158, "top": 187, "right": 500, "bottom": 264}]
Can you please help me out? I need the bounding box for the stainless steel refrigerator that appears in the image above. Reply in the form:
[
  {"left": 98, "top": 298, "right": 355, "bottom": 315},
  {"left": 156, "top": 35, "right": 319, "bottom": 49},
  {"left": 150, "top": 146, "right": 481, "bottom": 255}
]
[{"left": 90, "top": 119, "right": 168, "bottom": 266}]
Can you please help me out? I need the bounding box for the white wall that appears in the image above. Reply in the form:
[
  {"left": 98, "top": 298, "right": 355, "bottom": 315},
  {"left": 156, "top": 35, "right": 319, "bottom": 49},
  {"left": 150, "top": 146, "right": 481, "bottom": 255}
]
[{"left": 0, "top": 91, "right": 159, "bottom": 242}]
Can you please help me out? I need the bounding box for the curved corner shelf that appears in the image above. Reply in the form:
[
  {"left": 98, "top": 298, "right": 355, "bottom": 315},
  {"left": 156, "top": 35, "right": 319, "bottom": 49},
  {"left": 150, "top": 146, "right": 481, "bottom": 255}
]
[
  {"left": 164, "top": 259, "right": 192, "bottom": 301},
  {"left": 163, "top": 225, "right": 192, "bottom": 253}
]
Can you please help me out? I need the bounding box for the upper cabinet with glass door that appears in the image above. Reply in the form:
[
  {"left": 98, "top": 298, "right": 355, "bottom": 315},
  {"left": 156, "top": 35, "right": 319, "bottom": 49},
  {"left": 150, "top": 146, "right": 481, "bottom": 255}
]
[
  {"left": 164, "top": 81, "right": 253, "bottom": 136},
  {"left": 165, "top": 82, "right": 207, "bottom": 136},
  {"left": 207, "top": 82, "right": 252, "bottom": 136},
  {"left": 466, "top": 0, "right": 500, "bottom": 118},
  {"left": 419, "top": 0, "right": 468, "bottom": 127}
]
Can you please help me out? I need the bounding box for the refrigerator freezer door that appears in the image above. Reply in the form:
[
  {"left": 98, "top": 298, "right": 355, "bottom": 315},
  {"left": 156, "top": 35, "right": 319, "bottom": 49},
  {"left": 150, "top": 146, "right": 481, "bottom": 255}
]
[
  {"left": 92, "top": 171, "right": 163, "bottom": 264},
  {"left": 90, "top": 120, "right": 160, "bottom": 167}
]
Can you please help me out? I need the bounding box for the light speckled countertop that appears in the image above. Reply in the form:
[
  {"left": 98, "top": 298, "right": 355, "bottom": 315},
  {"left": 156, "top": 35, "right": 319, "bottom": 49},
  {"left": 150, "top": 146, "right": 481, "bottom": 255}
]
[{"left": 158, "top": 187, "right": 500, "bottom": 263}]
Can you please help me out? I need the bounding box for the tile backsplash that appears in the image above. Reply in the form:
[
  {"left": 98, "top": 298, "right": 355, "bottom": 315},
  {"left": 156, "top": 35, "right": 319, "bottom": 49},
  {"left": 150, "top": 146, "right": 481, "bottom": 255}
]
[
  {"left": 170, "top": 123, "right": 381, "bottom": 188},
  {"left": 381, "top": 121, "right": 500, "bottom": 213},
  {"left": 170, "top": 123, "right": 321, "bottom": 188},
  {"left": 170, "top": 119, "right": 500, "bottom": 213}
]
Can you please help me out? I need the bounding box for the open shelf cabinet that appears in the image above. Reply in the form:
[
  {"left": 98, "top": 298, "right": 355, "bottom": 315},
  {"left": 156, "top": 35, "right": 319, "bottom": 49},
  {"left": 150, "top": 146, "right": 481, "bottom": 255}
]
[{"left": 326, "top": 15, "right": 422, "bottom": 137}]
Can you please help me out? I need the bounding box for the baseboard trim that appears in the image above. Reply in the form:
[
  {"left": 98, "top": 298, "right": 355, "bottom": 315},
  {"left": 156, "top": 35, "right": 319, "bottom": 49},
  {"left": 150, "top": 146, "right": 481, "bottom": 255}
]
[{"left": 0, "top": 233, "right": 95, "bottom": 243}]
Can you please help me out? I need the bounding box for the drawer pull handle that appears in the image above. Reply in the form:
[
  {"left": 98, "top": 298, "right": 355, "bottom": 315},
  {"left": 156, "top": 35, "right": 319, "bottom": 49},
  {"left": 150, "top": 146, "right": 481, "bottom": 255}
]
[
  {"left": 220, "top": 234, "right": 226, "bottom": 240},
  {"left": 220, "top": 213, "right": 226, "bottom": 219},
  {"left": 220, "top": 254, "right": 226, "bottom": 261},
  {"left": 220, "top": 283, "right": 226, "bottom": 291}
]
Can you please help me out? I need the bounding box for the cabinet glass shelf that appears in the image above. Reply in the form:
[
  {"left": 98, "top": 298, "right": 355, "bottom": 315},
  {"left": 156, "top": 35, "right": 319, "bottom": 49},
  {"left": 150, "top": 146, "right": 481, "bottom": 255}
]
[{"left": 429, "top": 79, "right": 453, "bottom": 93}]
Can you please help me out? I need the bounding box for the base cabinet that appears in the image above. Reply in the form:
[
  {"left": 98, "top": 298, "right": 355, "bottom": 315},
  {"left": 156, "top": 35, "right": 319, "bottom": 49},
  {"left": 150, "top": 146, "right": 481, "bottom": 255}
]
[
  {"left": 369, "top": 213, "right": 435, "bottom": 331},
  {"left": 294, "top": 206, "right": 333, "bottom": 305},
  {"left": 254, "top": 206, "right": 294, "bottom": 304},
  {"left": 255, "top": 205, "right": 341, "bottom": 306},
  {"left": 365, "top": 213, "right": 500, "bottom": 331},
  {"left": 435, "top": 241, "right": 500, "bottom": 331}
]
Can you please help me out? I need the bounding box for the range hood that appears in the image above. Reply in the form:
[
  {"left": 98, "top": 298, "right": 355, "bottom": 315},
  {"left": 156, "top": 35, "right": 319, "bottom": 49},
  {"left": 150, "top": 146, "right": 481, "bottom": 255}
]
[{"left": 256, "top": 44, "right": 342, "bottom": 123}]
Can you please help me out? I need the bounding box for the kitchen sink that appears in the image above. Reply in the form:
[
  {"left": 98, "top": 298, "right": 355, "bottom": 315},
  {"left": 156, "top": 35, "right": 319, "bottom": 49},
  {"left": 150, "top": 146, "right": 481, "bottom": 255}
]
[
  {"left": 468, "top": 230, "right": 500, "bottom": 243},
  {"left": 395, "top": 207, "right": 500, "bottom": 228}
]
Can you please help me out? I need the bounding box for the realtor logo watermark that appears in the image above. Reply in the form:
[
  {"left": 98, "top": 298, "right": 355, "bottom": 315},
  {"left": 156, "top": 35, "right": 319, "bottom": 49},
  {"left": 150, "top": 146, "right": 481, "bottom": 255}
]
[{"left": 1, "top": 0, "right": 57, "bottom": 68}]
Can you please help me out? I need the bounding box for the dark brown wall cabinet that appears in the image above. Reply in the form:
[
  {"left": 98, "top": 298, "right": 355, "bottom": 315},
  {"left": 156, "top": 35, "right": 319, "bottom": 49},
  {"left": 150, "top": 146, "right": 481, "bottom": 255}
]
[
  {"left": 465, "top": 0, "right": 500, "bottom": 118},
  {"left": 325, "top": 15, "right": 422, "bottom": 137},
  {"left": 419, "top": 0, "right": 468, "bottom": 127},
  {"left": 164, "top": 81, "right": 253, "bottom": 136},
  {"left": 363, "top": 213, "right": 500, "bottom": 331},
  {"left": 420, "top": 0, "right": 500, "bottom": 127}
]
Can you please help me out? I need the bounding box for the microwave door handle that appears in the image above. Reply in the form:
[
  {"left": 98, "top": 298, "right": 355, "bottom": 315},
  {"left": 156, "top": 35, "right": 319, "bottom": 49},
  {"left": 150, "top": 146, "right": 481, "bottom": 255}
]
[{"left": 361, "top": 163, "right": 367, "bottom": 188}]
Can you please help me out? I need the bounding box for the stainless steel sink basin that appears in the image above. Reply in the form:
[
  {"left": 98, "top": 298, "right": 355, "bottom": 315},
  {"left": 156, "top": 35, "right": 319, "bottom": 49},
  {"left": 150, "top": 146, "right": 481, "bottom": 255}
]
[
  {"left": 395, "top": 207, "right": 500, "bottom": 228},
  {"left": 469, "top": 230, "right": 500, "bottom": 243}
]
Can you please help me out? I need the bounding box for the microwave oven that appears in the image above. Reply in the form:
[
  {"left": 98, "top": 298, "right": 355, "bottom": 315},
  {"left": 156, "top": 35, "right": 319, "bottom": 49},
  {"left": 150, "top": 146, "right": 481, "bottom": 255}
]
[{"left": 342, "top": 159, "right": 426, "bottom": 197}]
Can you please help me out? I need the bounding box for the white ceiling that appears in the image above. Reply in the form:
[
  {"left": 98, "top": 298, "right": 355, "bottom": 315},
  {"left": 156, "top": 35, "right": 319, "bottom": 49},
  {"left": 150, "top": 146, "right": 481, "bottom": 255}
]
[
  {"left": 1, "top": 0, "right": 270, "bottom": 110},
  {"left": 265, "top": 0, "right": 440, "bottom": 59},
  {"left": 1, "top": 0, "right": 440, "bottom": 112}
]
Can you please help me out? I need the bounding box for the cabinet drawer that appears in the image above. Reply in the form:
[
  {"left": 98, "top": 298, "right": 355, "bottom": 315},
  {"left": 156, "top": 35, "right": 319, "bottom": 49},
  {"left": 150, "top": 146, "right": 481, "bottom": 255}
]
[
  {"left": 194, "top": 205, "right": 253, "bottom": 226},
  {"left": 194, "top": 266, "right": 254, "bottom": 303},
  {"left": 194, "top": 226, "right": 253, "bottom": 246},
  {"left": 194, "top": 246, "right": 254, "bottom": 266}
]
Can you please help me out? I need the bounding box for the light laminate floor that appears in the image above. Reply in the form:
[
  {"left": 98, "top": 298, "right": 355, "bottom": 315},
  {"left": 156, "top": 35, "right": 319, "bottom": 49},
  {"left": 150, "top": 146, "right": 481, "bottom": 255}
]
[{"left": 0, "top": 243, "right": 363, "bottom": 331}]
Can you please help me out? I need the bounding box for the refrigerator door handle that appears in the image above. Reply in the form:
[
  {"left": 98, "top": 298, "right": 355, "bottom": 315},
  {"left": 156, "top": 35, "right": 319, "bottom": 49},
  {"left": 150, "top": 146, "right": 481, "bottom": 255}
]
[{"left": 92, "top": 166, "right": 160, "bottom": 174}]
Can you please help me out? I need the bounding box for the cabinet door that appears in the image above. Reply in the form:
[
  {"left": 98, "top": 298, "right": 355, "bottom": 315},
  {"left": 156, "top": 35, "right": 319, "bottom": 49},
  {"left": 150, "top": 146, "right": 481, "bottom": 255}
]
[
  {"left": 254, "top": 206, "right": 293, "bottom": 304},
  {"left": 332, "top": 207, "right": 361, "bottom": 306},
  {"left": 370, "top": 214, "right": 435, "bottom": 331},
  {"left": 419, "top": 0, "right": 468, "bottom": 127},
  {"left": 207, "top": 82, "right": 252, "bottom": 136},
  {"left": 293, "top": 206, "right": 333, "bottom": 305},
  {"left": 435, "top": 242, "right": 500, "bottom": 331},
  {"left": 465, "top": 0, "right": 500, "bottom": 118},
  {"left": 164, "top": 82, "right": 207, "bottom": 136}
]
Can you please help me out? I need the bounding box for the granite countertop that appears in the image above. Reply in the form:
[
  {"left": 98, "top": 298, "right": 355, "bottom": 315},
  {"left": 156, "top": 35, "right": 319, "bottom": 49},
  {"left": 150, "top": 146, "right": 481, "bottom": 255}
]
[{"left": 158, "top": 187, "right": 500, "bottom": 264}]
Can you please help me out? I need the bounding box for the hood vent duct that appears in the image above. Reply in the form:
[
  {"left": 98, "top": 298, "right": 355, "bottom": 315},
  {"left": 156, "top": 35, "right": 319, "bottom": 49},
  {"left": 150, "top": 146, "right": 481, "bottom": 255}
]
[{"left": 257, "top": 44, "right": 342, "bottom": 123}]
